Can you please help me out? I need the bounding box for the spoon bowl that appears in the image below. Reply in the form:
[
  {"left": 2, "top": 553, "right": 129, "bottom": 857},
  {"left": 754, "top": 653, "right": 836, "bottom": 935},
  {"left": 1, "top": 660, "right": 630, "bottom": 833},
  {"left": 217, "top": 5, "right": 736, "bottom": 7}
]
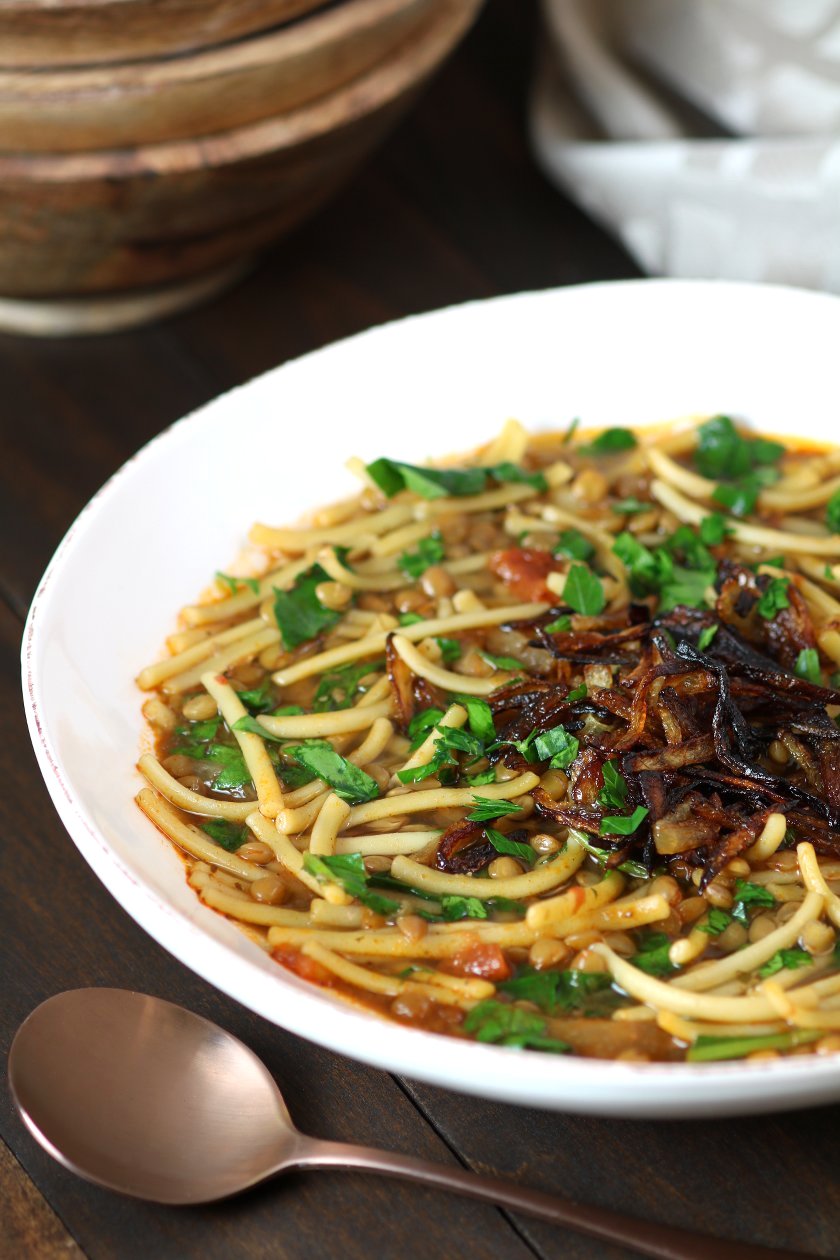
[
  {"left": 9, "top": 988, "right": 299, "bottom": 1204},
  {"left": 8, "top": 988, "right": 819, "bottom": 1260}
]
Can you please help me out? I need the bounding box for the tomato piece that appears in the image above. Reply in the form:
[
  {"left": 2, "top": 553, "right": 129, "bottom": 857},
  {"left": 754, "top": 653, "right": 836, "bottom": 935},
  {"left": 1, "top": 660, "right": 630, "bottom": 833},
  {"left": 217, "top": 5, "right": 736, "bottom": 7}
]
[
  {"left": 489, "top": 547, "right": 559, "bottom": 603},
  {"left": 444, "top": 941, "right": 512, "bottom": 981},
  {"left": 272, "top": 947, "right": 334, "bottom": 987}
]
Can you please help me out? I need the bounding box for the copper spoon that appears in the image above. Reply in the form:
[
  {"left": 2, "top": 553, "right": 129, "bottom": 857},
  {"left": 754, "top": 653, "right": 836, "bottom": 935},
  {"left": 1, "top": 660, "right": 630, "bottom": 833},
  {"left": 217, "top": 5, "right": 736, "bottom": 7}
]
[{"left": 8, "top": 989, "right": 817, "bottom": 1260}]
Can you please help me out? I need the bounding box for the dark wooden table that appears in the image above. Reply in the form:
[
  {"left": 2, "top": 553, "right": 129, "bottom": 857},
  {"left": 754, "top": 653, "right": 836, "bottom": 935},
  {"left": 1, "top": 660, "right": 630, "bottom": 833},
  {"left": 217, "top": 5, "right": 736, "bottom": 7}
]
[{"left": 2, "top": 4, "right": 838, "bottom": 1258}]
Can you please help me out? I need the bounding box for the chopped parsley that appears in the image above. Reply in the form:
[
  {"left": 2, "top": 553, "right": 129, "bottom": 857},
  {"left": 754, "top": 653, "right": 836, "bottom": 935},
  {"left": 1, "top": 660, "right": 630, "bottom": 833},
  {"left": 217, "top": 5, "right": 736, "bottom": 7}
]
[
  {"left": 284, "top": 740, "right": 379, "bottom": 804},
  {"left": 407, "top": 707, "right": 446, "bottom": 750},
  {"left": 693, "top": 415, "right": 784, "bottom": 481},
  {"left": 578, "top": 428, "right": 637, "bottom": 457},
  {"left": 698, "top": 512, "right": 733, "bottom": 545},
  {"left": 365, "top": 458, "right": 546, "bottom": 500},
  {"left": 201, "top": 820, "right": 248, "bottom": 851},
  {"left": 485, "top": 827, "right": 534, "bottom": 865},
  {"left": 532, "top": 724, "right": 579, "bottom": 769},
  {"left": 466, "top": 797, "right": 524, "bottom": 823},
  {"left": 544, "top": 614, "right": 572, "bottom": 633},
  {"left": 567, "top": 683, "right": 588, "bottom": 702},
  {"left": 632, "top": 932, "right": 677, "bottom": 977},
  {"left": 436, "top": 637, "right": 462, "bottom": 666},
  {"left": 697, "top": 907, "right": 732, "bottom": 936},
  {"left": 417, "top": 895, "right": 488, "bottom": 924},
  {"left": 500, "top": 967, "right": 617, "bottom": 1016},
  {"left": 795, "top": 648, "right": 822, "bottom": 685},
  {"left": 731, "top": 880, "right": 776, "bottom": 924},
  {"left": 562, "top": 563, "right": 606, "bottom": 616},
  {"left": 687, "top": 1029, "right": 821, "bottom": 1062},
  {"left": 303, "top": 852, "right": 398, "bottom": 916},
  {"left": 611, "top": 497, "right": 649, "bottom": 515},
  {"left": 756, "top": 577, "right": 790, "bottom": 621},
  {"left": 399, "top": 532, "right": 445, "bottom": 579},
  {"left": 598, "top": 761, "right": 628, "bottom": 810},
  {"left": 553, "top": 529, "right": 595, "bottom": 562},
  {"left": 232, "top": 715, "right": 287, "bottom": 741},
  {"left": 462, "top": 1001, "right": 570, "bottom": 1052},
  {"left": 215, "top": 571, "right": 260, "bottom": 596},
  {"left": 204, "top": 744, "right": 251, "bottom": 790},
  {"left": 599, "top": 805, "right": 649, "bottom": 836},
  {"left": 478, "top": 649, "right": 523, "bottom": 671},
  {"left": 397, "top": 723, "right": 484, "bottom": 785},
  {"left": 758, "top": 948, "right": 813, "bottom": 979},
  {"left": 827, "top": 488, "right": 840, "bottom": 535},
  {"left": 273, "top": 563, "right": 344, "bottom": 650},
  {"left": 697, "top": 624, "right": 719, "bottom": 651},
  {"left": 235, "top": 682, "right": 273, "bottom": 713},
  {"left": 452, "top": 695, "right": 496, "bottom": 743},
  {"left": 313, "top": 658, "right": 384, "bottom": 712},
  {"left": 612, "top": 528, "right": 715, "bottom": 612}
]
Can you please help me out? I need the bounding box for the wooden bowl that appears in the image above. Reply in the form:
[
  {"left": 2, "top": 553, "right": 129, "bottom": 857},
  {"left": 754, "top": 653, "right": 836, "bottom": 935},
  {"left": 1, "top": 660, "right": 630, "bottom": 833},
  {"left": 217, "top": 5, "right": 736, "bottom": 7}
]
[
  {"left": 0, "top": 0, "right": 328, "bottom": 68},
  {"left": 0, "top": 0, "right": 482, "bottom": 306},
  {"left": 0, "top": 0, "right": 439, "bottom": 152}
]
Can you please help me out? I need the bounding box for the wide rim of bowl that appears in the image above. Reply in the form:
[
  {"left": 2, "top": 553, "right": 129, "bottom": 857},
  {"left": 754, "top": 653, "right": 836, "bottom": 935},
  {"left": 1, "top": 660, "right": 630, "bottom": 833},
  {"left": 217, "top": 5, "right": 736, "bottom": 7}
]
[
  {"left": 22, "top": 278, "right": 840, "bottom": 1117},
  {"left": 0, "top": 0, "right": 481, "bottom": 180}
]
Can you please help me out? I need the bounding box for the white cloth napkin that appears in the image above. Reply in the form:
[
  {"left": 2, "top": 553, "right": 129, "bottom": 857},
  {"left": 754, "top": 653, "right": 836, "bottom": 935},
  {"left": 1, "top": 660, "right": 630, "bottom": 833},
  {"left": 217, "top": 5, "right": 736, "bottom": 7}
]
[{"left": 531, "top": 0, "right": 840, "bottom": 290}]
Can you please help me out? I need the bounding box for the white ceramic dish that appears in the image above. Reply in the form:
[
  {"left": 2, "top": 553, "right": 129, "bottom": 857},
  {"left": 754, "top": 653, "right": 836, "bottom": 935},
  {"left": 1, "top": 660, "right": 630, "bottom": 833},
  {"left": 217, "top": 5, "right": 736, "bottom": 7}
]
[{"left": 22, "top": 279, "right": 840, "bottom": 1117}]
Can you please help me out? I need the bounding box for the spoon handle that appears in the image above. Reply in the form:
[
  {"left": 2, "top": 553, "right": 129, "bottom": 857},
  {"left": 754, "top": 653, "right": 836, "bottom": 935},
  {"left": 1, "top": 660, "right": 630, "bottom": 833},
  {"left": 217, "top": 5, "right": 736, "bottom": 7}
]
[{"left": 291, "top": 1138, "right": 815, "bottom": 1260}]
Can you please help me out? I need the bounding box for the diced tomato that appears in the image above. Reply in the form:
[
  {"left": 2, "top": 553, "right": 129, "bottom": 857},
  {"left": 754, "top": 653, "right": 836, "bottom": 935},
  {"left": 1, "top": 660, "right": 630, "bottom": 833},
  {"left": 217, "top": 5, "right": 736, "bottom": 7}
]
[
  {"left": 272, "top": 947, "right": 334, "bottom": 988},
  {"left": 444, "top": 941, "right": 512, "bottom": 981},
  {"left": 489, "top": 547, "right": 560, "bottom": 603}
]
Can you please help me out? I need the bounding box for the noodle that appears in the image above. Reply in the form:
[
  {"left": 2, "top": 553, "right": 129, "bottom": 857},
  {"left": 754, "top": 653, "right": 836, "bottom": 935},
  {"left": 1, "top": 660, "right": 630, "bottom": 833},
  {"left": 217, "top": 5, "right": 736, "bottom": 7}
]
[{"left": 136, "top": 417, "right": 840, "bottom": 1063}]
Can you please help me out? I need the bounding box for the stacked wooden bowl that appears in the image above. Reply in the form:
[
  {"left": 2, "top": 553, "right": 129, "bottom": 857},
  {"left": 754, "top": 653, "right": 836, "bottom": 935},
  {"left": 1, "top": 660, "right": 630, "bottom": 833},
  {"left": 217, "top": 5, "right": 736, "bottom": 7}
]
[{"left": 0, "top": 0, "right": 483, "bottom": 333}]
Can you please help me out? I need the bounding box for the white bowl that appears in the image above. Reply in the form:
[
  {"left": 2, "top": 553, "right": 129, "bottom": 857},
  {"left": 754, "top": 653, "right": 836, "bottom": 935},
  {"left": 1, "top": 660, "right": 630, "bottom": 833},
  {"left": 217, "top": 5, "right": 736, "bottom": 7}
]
[{"left": 22, "top": 278, "right": 840, "bottom": 1118}]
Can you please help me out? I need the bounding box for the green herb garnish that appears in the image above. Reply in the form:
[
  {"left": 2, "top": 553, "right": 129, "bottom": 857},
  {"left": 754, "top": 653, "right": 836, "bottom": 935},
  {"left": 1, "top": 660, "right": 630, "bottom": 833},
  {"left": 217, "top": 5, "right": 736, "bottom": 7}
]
[
  {"left": 562, "top": 564, "right": 606, "bottom": 616},
  {"left": 201, "top": 820, "right": 248, "bottom": 851},
  {"left": 827, "top": 488, "right": 840, "bottom": 535},
  {"left": 632, "top": 932, "right": 677, "bottom": 977},
  {"left": 698, "top": 513, "right": 733, "bottom": 545},
  {"left": 697, "top": 907, "right": 732, "bottom": 936},
  {"left": 313, "top": 658, "right": 383, "bottom": 712},
  {"left": 697, "top": 624, "right": 719, "bottom": 651},
  {"left": 694, "top": 415, "right": 784, "bottom": 481},
  {"left": 532, "top": 724, "right": 579, "bottom": 769},
  {"left": 452, "top": 695, "right": 496, "bottom": 743},
  {"left": 611, "top": 498, "right": 649, "bottom": 515},
  {"left": 756, "top": 577, "right": 790, "bottom": 621},
  {"left": 285, "top": 740, "right": 379, "bottom": 804},
  {"left": 500, "top": 967, "right": 616, "bottom": 1015},
  {"left": 578, "top": 428, "right": 637, "bottom": 457},
  {"left": 757, "top": 947, "right": 813, "bottom": 979},
  {"left": 795, "top": 648, "right": 822, "bottom": 685},
  {"left": 467, "top": 797, "right": 524, "bottom": 823},
  {"left": 303, "top": 852, "right": 398, "bottom": 915},
  {"left": 365, "top": 458, "right": 546, "bottom": 500},
  {"left": 399, "top": 532, "right": 445, "bottom": 579},
  {"left": 215, "top": 571, "right": 260, "bottom": 595},
  {"left": 485, "top": 827, "right": 533, "bottom": 865},
  {"left": 687, "top": 1029, "right": 821, "bottom": 1063},
  {"left": 553, "top": 529, "right": 595, "bottom": 562},
  {"left": 462, "top": 1001, "right": 570, "bottom": 1052},
  {"left": 232, "top": 715, "right": 287, "bottom": 741},
  {"left": 544, "top": 615, "right": 572, "bottom": 633},
  {"left": 731, "top": 880, "right": 776, "bottom": 924},
  {"left": 273, "top": 563, "right": 343, "bottom": 650},
  {"left": 598, "top": 761, "right": 628, "bottom": 810},
  {"left": 599, "top": 805, "right": 649, "bottom": 836}
]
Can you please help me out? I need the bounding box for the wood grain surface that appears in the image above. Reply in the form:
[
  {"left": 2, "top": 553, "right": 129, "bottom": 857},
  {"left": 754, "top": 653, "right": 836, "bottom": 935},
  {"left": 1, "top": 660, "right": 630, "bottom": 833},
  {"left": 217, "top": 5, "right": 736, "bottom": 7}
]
[
  {"left": 1, "top": 4, "right": 838, "bottom": 1259},
  {"left": 0, "top": 0, "right": 441, "bottom": 152},
  {"left": 0, "top": 0, "right": 481, "bottom": 299}
]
